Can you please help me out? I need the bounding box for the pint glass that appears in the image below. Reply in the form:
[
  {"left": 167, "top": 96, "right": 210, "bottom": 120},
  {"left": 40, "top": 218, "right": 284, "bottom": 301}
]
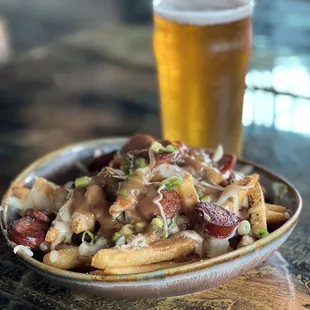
[{"left": 153, "top": 0, "right": 253, "bottom": 155}]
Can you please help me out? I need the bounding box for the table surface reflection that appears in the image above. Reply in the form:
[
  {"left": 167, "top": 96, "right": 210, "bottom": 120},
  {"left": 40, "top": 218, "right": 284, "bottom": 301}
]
[{"left": 0, "top": 0, "right": 310, "bottom": 309}]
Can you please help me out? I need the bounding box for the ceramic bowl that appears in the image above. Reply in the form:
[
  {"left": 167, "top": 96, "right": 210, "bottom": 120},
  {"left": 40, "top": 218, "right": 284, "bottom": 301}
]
[{"left": 0, "top": 138, "right": 302, "bottom": 298}]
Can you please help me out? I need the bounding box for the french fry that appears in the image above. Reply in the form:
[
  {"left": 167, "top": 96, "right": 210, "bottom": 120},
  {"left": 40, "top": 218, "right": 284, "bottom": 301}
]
[
  {"left": 248, "top": 182, "right": 268, "bottom": 238},
  {"left": 266, "top": 210, "right": 290, "bottom": 224},
  {"left": 185, "top": 157, "right": 223, "bottom": 184},
  {"left": 12, "top": 187, "right": 30, "bottom": 199},
  {"left": 237, "top": 234, "right": 256, "bottom": 248},
  {"left": 45, "top": 226, "right": 59, "bottom": 243},
  {"left": 33, "top": 177, "right": 67, "bottom": 209},
  {"left": 203, "top": 165, "right": 223, "bottom": 184},
  {"left": 71, "top": 185, "right": 110, "bottom": 234},
  {"left": 91, "top": 260, "right": 196, "bottom": 275},
  {"left": 176, "top": 173, "right": 199, "bottom": 215},
  {"left": 218, "top": 174, "right": 259, "bottom": 213},
  {"left": 43, "top": 247, "right": 91, "bottom": 270},
  {"left": 71, "top": 212, "right": 95, "bottom": 235},
  {"left": 91, "top": 237, "right": 195, "bottom": 270},
  {"left": 266, "top": 203, "right": 287, "bottom": 214}
]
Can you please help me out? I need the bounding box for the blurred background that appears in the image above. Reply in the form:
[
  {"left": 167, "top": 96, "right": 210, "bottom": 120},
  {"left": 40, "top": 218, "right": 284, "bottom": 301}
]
[{"left": 0, "top": 0, "right": 309, "bottom": 193}]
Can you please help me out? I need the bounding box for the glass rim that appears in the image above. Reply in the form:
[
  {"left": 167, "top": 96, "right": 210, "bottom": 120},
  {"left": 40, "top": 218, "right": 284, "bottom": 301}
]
[{"left": 153, "top": 0, "right": 254, "bottom": 25}]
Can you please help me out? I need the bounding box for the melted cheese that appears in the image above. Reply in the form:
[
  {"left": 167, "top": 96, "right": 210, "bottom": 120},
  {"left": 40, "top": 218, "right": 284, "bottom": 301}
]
[
  {"left": 118, "top": 234, "right": 148, "bottom": 251},
  {"left": 79, "top": 237, "right": 108, "bottom": 256},
  {"left": 216, "top": 184, "right": 254, "bottom": 217},
  {"left": 211, "top": 144, "right": 224, "bottom": 163},
  {"left": 13, "top": 245, "right": 33, "bottom": 257},
  {"left": 177, "top": 230, "right": 204, "bottom": 257},
  {"left": 49, "top": 250, "right": 58, "bottom": 262},
  {"left": 204, "top": 225, "right": 238, "bottom": 258},
  {"left": 50, "top": 198, "right": 73, "bottom": 250},
  {"left": 204, "top": 236, "right": 231, "bottom": 258},
  {"left": 39, "top": 242, "right": 48, "bottom": 251},
  {"left": 152, "top": 183, "right": 168, "bottom": 237}
]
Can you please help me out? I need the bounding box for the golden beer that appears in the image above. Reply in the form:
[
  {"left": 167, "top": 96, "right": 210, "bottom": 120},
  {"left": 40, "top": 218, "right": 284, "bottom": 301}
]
[{"left": 153, "top": 0, "right": 253, "bottom": 155}]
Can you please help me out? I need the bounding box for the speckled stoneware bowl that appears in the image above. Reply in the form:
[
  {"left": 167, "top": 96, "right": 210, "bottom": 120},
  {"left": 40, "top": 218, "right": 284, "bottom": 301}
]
[{"left": 0, "top": 138, "right": 302, "bottom": 298}]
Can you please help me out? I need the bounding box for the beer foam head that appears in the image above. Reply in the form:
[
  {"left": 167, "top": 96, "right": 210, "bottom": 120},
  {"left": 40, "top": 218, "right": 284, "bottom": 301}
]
[{"left": 153, "top": 0, "right": 254, "bottom": 25}]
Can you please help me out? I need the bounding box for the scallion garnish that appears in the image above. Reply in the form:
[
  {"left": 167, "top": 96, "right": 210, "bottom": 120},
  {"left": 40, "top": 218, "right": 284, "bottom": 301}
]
[
  {"left": 164, "top": 177, "right": 183, "bottom": 190},
  {"left": 135, "top": 157, "right": 146, "bottom": 169},
  {"left": 255, "top": 228, "right": 269, "bottom": 238},
  {"left": 150, "top": 141, "right": 163, "bottom": 153},
  {"left": 82, "top": 230, "right": 98, "bottom": 246},
  {"left": 151, "top": 216, "right": 164, "bottom": 229},
  {"left": 112, "top": 232, "right": 122, "bottom": 244},
  {"left": 115, "top": 235, "right": 126, "bottom": 246},
  {"left": 165, "top": 144, "right": 177, "bottom": 153},
  {"left": 150, "top": 142, "right": 177, "bottom": 153},
  {"left": 75, "top": 176, "right": 91, "bottom": 188},
  {"left": 118, "top": 188, "right": 129, "bottom": 197},
  {"left": 196, "top": 189, "right": 204, "bottom": 199},
  {"left": 168, "top": 221, "right": 176, "bottom": 230}
]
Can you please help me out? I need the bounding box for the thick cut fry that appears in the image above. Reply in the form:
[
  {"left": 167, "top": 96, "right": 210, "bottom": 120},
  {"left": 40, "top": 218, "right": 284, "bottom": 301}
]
[
  {"left": 266, "top": 203, "right": 287, "bottom": 214},
  {"left": 248, "top": 182, "right": 268, "bottom": 238},
  {"left": 217, "top": 174, "right": 259, "bottom": 214},
  {"left": 12, "top": 187, "right": 30, "bottom": 199},
  {"left": 185, "top": 157, "right": 223, "bottom": 184},
  {"left": 266, "top": 210, "right": 290, "bottom": 224},
  {"left": 176, "top": 173, "right": 199, "bottom": 215},
  {"left": 91, "top": 260, "right": 196, "bottom": 275},
  {"left": 43, "top": 247, "right": 91, "bottom": 270},
  {"left": 71, "top": 212, "right": 95, "bottom": 235},
  {"left": 203, "top": 165, "right": 223, "bottom": 184},
  {"left": 91, "top": 237, "right": 195, "bottom": 270},
  {"left": 237, "top": 234, "right": 256, "bottom": 248},
  {"left": 45, "top": 226, "right": 59, "bottom": 243},
  {"left": 33, "top": 177, "right": 68, "bottom": 210}
]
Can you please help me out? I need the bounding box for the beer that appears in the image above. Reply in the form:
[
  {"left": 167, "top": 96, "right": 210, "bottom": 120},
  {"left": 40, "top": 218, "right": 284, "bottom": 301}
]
[{"left": 153, "top": 0, "right": 253, "bottom": 155}]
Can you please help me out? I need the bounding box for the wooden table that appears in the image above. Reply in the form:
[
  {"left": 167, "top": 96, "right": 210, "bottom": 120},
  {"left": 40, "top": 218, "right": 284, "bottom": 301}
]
[{"left": 0, "top": 6, "right": 310, "bottom": 310}]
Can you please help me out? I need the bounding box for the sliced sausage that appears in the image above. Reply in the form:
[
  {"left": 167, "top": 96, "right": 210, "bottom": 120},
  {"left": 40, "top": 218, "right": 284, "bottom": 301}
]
[
  {"left": 136, "top": 189, "right": 181, "bottom": 221},
  {"left": 8, "top": 216, "right": 49, "bottom": 248},
  {"left": 217, "top": 154, "right": 237, "bottom": 174},
  {"left": 160, "top": 190, "right": 182, "bottom": 218},
  {"left": 24, "top": 209, "right": 53, "bottom": 223},
  {"left": 193, "top": 202, "right": 240, "bottom": 238}
]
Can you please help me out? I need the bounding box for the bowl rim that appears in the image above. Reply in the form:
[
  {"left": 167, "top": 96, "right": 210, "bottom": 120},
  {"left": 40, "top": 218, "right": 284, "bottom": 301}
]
[{"left": 0, "top": 137, "right": 303, "bottom": 283}]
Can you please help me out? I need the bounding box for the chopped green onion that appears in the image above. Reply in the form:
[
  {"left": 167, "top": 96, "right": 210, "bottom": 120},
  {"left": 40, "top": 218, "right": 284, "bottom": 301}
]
[
  {"left": 164, "top": 177, "right": 183, "bottom": 190},
  {"left": 120, "top": 164, "right": 134, "bottom": 175},
  {"left": 201, "top": 195, "right": 212, "bottom": 202},
  {"left": 165, "top": 144, "right": 177, "bottom": 153},
  {"left": 162, "top": 231, "right": 169, "bottom": 238},
  {"left": 150, "top": 141, "right": 177, "bottom": 153},
  {"left": 238, "top": 220, "right": 251, "bottom": 236},
  {"left": 151, "top": 216, "right": 164, "bottom": 229},
  {"left": 168, "top": 221, "right": 176, "bottom": 230},
  {"left": 119, "top": 224, "right": 134, "bottom": 236},
  {"left": 118, "top": 188, "right": 129, "bottom": 197},
  {"left": 66, "top": 189, "right": 73, "bottom": 200},
  {"left": 115, "top": 235, "right": 126, "bottom": 246},
  {"left": 255, "top": 228, "right": 269, "bottom": 238},
  {"left": 196, "top": 190, "right": 204, "bottom": 199},
  {"left": 150, "top": 141, "right": 163, "bottom": 153},
  {"left": 75, "top": 176, "right": 91, "bottom": 188},
  {"left": 112, "top": 232, "right": 122, "bottom": 244},
  {"left": 82, "top": 230, "right": 98, "bottom": 246},
  {"left": 135, "top": 157, "right": 146, "bottom": 169}
]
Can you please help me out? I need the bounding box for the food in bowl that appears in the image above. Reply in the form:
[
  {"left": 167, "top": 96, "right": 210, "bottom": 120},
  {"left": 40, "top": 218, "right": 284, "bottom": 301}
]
[{"left": 5, "top": 134, "right": 290, "bottom": 275}]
